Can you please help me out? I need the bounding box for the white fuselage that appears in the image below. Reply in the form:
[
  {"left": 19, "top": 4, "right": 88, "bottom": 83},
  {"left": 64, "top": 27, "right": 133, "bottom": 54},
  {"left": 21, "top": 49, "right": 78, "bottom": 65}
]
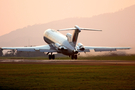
[{"left": 43, "top": 29, "right": 77, "bottom": 55}]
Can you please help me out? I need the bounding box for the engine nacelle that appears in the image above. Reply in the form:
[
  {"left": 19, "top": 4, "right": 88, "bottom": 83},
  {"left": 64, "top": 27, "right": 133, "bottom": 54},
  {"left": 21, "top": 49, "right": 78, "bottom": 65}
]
[
  {"left": 73, "top": 50, "right": 78, "bottom": 54},
  {"left": 58, "top": 46, "right": 64, "bottom": 50},
  {"left": 66, "top": 33, "right": 72, "bottom": 42},
  {"left": 78, "top": 43, "right": 85, "bottom": 51},
  {"left": 54, "top": 43, "right": 65, "bottom": 50}
]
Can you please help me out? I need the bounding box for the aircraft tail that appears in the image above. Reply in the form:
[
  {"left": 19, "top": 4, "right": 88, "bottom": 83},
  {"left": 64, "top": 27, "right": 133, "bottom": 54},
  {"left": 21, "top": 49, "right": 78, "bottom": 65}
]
[{"left": 58, "top": 25, "right": 102, "bottom": 47}]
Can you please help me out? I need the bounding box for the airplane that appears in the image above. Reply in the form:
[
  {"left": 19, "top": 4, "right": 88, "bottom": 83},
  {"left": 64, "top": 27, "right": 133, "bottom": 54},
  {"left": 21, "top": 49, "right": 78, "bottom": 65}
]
[{"left": 0, "top": 25, "right": 130, "bottom": 59}]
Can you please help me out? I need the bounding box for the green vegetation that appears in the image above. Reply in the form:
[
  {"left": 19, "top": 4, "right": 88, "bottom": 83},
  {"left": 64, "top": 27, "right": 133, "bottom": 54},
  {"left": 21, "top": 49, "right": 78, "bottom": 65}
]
[
  {"left": 78, "top": 54, "right": 135, "bottom": 60},
  {"left": 0, "top": 56, "right": 48, "bottom": 60},
  {"left": 0, "top": 54, "right": 135, "bottom": 60},
  {"left": 0, "top": 64, "right": 135, "bottom": 90}
]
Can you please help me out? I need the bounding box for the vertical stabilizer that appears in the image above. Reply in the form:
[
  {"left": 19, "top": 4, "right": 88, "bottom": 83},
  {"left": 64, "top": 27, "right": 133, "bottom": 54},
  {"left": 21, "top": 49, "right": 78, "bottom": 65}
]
[{"left": 72, "top": 25, "right": 81, "bottom": 47}]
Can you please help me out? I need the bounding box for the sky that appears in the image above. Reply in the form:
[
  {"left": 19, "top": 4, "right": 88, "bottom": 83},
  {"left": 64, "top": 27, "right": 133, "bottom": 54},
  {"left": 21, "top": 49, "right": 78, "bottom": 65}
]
[{"left": 0, "top": 0, "right": 135, "bottom": 36}]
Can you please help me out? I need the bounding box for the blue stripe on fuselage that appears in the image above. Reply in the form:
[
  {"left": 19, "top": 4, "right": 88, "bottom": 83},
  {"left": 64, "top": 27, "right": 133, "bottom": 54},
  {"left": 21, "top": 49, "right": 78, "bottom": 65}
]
[{"left": 43, "top": 36, "right": 54, "bottom": 44}]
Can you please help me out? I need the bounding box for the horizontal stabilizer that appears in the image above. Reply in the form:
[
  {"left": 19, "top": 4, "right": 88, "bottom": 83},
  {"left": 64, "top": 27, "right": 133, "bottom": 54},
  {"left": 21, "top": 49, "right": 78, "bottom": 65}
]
[
  {"left": 80, "top": 28, "right": 102, "bottom": 31},
  {"left": 58, "top": 28, "right": 102, "bottom": 31},
  {"left": 57, "top": 25, "right": 102, "bottom": 32},
  {"left": 57, "top": 28, "right": 75, "bottom": 31}
]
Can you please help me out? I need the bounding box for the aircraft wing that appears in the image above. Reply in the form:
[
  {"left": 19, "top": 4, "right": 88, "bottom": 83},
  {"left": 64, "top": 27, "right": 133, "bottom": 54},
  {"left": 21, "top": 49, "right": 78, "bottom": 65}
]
[
  {"left": 84, "top": 46, "right": 130, "bottom": 52},
  {"left": 1, "top": 45, "right": 57, "bottom": 52}
]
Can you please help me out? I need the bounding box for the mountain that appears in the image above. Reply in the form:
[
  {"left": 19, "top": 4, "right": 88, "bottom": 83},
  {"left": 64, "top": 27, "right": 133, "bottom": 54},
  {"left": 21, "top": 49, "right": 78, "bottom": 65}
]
[{"left": 0, "top": 5, "right": 135, "bottom": 54}]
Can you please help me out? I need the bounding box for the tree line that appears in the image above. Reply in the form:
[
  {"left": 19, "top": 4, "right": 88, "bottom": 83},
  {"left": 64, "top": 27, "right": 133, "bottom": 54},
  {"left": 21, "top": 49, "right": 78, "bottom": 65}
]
[{"left": 1, "top": 49, "right": 47, "bottom": 57}]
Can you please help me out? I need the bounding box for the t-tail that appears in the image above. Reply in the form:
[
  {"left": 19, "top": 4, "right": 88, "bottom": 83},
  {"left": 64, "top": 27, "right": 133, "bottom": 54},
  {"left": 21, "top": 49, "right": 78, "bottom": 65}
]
[{"left": 58, "top": 25, "right": 102, "bottom": 47}]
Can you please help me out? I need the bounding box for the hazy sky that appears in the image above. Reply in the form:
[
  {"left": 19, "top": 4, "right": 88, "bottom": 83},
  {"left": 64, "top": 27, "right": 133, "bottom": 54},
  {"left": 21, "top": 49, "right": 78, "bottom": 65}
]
[{"left": 0, "top": 0, "right": 135, "bottom": 36}]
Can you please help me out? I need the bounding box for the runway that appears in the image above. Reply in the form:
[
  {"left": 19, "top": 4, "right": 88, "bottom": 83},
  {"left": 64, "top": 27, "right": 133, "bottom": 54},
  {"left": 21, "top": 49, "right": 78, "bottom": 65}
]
[{"left": 0, "top": 59, "right": 135, "bottom": 65}]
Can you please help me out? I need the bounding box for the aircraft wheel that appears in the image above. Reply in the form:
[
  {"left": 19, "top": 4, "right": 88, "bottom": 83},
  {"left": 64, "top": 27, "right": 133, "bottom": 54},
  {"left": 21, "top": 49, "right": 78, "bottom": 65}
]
[
  {"left": 49, "top": 55, "right": 51, "bottom": 60},
  {"left": 71, "top": 55, "right": 74, "bottom": 59},
  {"left": 52, "top": 55, "right": 55, "bottom": 59},
  {"left": 74, "top": 55, "right": 77, "bottom": 59},
  {"left": 71, "top": 55, "right": 77, "bottom": 59},
  {"left": 48, "top": 55, "right": 55, "bottom": 60}
]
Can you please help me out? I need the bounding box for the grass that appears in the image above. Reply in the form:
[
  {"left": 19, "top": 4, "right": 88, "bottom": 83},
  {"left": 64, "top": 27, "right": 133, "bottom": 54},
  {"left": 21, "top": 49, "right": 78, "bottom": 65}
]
[
  {"left": 0, "top": 54, "right": 135, "bottom": 60},
  {"left": 0, "top": 56, "right": 48, "bottom": 60},
  {"left": 0, "top": 64, "right": 135, "bottom": 90},
  {"left": 78, "top": 54, "right": 135, "bottom": 60}
]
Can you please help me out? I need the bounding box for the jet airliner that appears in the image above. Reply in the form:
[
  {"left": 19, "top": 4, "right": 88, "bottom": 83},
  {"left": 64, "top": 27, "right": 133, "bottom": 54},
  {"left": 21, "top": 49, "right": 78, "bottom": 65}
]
[{"left": 0, "top": 25, "right": 130, "bottom": 59}]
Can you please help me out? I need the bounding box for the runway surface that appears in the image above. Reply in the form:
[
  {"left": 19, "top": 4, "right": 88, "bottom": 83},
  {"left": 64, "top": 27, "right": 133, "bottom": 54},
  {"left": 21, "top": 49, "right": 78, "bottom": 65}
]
[{"left": 0, "top": 59, "right": 135, "bottom": 65}]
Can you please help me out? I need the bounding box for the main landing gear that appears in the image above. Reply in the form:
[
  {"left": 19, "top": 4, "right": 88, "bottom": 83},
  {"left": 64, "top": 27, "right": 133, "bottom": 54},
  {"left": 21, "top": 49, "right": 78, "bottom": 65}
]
[
  {"left": 47, "top": 52, "right": 55, "bottom": 60},
  {"left": 71, "top": 55, "right": 77, "bottom": 59},
  {"left": 49, "top": 54, "right": 55, "bottom": 60}
]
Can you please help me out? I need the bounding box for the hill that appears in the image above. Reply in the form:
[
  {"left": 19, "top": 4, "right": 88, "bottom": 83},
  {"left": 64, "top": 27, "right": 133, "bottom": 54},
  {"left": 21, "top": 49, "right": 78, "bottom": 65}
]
[{"left": 0, "top": 5, "right": 135, "bottom": 54}]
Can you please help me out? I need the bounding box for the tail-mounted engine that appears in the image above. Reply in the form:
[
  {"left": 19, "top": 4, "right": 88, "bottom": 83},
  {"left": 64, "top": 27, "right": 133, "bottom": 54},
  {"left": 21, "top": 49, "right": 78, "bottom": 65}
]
[
  {"left": 54, "top": 43, "right": 66, "bottom": 50},
  {"left": 66, "top": 33, "right": 72, "bottom": 42},
  {"left": 77, "top": 43, "right": 85, "bottom": 51}
]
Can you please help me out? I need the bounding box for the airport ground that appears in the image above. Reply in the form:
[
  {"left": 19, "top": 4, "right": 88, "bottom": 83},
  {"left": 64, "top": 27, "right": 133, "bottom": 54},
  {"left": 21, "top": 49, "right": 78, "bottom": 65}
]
[{"left": 0, "top": 56, "right": 135, "bottom": 90}]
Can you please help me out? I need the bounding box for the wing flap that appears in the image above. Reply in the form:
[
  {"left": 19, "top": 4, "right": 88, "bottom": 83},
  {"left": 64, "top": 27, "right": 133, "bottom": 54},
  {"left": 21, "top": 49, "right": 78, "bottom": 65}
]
[
  {"left": 1, "top": 45, "right": 57, "bottom": 52},
  {"left": 78, "top": 49, "right": 90, "bottom": 52},
  {"left": 39, "top": 49, "right": 57, "bottom": 52},
  {"left": 94, "top": 48, "right": 116, "bottom": 52},
  {"left": 17, "top": 49, "right": 35, "bottom": 52},
  {"left": 84, "top": 46, "right": 130, "bottom": 52}
]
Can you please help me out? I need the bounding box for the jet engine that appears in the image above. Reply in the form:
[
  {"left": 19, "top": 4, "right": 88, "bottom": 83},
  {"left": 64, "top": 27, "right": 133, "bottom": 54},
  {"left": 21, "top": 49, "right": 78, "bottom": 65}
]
[
  {"left": 66, "top": 33, "right": 72, "bottom": 42},
  {"left": 54, "top": 43, "right": 65, "bottom": 50},
  {"left": 77, "top": 43, "right": 85, "bottom": 51}
]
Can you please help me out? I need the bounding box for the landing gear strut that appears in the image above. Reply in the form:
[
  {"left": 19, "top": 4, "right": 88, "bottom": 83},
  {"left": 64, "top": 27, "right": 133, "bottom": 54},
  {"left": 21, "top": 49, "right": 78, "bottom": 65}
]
[{"left": 71, "top": 55, "right": 77, "bottom": 59}]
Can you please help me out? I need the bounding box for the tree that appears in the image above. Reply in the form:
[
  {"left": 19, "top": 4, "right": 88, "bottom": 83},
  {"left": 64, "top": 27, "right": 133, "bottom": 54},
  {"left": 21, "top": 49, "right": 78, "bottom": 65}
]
[{"left": 0, "top": 49, "right": 3, "bottom": 56}]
